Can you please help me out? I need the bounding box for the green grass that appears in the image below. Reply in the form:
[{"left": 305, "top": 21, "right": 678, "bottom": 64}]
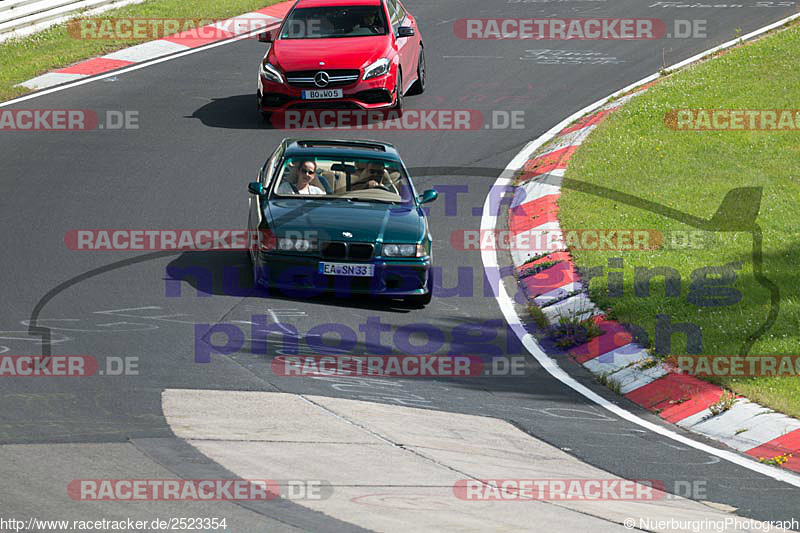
[
  {"left": 0, "top": 0, "right": 281, "bottom": 103},
  {"left": 708, "top": 390, "right": 738, "bottom": 417},
  {"left": 558, "top": 21, "right": 800, "bottom": 418},
  {"left": 597, "top": 371, "right": 622, "bottom": 395},
  {"left": 550, "top": 315, "right": 603, "bottom": 348},
  {"left": 528, "top": 304, "right": 549, "bottom": 329},
  {"left": 518, "top": 259, "right": 561, "bottom": 278}
]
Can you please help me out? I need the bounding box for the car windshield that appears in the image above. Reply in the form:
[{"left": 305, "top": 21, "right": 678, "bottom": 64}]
[
  {"left": 279, "top": 6, "right": 388, "bottom": 39},
  {"left": 272, "top": 156, "right": 414, "bottom": 204}
]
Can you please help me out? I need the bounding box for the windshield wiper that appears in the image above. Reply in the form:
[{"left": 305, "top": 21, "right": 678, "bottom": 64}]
[{"left": 344, "top": 197, "right": 399, "bottom": 204}]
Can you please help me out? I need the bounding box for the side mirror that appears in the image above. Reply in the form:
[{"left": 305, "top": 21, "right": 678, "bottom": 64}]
[
  {"left": 248, "top": 181, "right": 265, "bottom": 195},
  {"left": 258, "top": 30, "right": 273, "bottom": 43},
  {"left": 396, "top": 26, "right": 415, "bottom": 38},
  {"left": 419, "top": 189, "right": 437, "bottom": 204}
]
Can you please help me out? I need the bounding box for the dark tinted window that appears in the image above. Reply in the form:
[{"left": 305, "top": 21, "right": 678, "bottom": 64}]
[{"left": 280, "top": 6, "right": 388, "bottom": 39}]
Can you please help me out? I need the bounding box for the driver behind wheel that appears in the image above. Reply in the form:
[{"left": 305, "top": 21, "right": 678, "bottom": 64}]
[
  {"left": 352, "top": 161, "right": 390, "bottom": 190},
  {"left": 356, "top": 12, "right": 383, "bottom": 34}
]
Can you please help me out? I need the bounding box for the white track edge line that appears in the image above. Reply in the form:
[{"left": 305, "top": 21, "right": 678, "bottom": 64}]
[{"left": 481, "top": 14, "right": 800, "bottom": 487}]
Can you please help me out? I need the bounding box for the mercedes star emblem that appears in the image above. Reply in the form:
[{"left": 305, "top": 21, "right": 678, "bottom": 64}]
[{"left": 314, "top": 71, "right": 330, "bottom": 88}]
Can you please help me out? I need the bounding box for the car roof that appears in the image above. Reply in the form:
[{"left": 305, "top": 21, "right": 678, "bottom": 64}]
[
  {"left": 293, "top": 0, "right": 383, "bottom": 8},
  {"left": 282, "top": 138, "right": 402, "bottom": 162}
]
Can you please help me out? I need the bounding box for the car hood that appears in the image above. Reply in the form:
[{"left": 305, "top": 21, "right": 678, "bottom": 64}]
[
  {"left": 266, "top": 199, "right": 424, "bottom": 244},
  {"left": 269, "top": 37, "right": 391, "bottom": 71}
]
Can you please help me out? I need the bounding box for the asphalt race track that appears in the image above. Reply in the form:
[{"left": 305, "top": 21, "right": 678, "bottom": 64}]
[{"left": 1, "top": 0, "right": 799, "bottom": 530}]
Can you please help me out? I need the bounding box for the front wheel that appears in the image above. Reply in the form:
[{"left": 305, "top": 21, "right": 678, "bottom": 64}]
[
  {"left": 408, "top": 48, "right": 425, "bottom": 96},
  {"left": 250, "top": 252, "right": 261, "bottom": 287},
  {"left": 392, "top": 71, "right": 404, "bottom": 112},
  {"left": 248, "top": 236, "right": 264, "bottom": 288}
]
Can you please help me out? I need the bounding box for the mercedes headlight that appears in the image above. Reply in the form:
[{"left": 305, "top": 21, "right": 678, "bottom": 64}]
[
  {"left": 363, "top": 58, "right": 390, "bottom": 80},
  {"left": 260, "top": 60, "right": 284, "bottom": 84}
]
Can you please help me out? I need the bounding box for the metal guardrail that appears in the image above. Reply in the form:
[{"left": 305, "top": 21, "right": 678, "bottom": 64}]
[{"left": 0, "top": 0, "right": 144, "bottom": 40}]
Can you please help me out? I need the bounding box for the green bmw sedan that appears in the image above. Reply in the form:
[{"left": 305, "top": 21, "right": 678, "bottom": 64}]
[{"left": 247, "top": 138, "right": 438, "bottom": 306}]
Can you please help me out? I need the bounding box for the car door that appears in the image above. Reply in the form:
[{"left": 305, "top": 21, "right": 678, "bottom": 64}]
[
  {"left": 248, "top": 145, "right": 283, "bottom": 254},
  {"left": 397, "top": 0, "right": 421, "bottom": 79},
  {"left": 387, "top": 0, "right": 414, "bottom": 92}
]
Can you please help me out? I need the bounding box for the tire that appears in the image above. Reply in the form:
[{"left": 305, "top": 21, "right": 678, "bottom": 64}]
[
  {"left": 248, "top": 233, "right": 265, "bottom": 289},
  {"left": 252, "top": 262, "right": 273, "bottom": 293},
  {"left": 248, "top": 242, "right": 256, "bottom": 268},
  {"left": 392, "top": 70, "right": 404, "bottom": 112},
  {"left": 258, "top": 92, "right": 272, "bottom": 122},
  {"left": 405, "top": 271, "right": 433, "bottom": 307},
  {"left": 250, "top": 250, "right": 261, "bottom": 287},
  {"left": 408, "top": 47, "right": 425, "bottom": 96}
]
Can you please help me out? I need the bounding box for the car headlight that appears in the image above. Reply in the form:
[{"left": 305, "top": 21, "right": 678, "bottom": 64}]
[
  {"left": 277, "top": 238, "right": 317, "bottom": 252},
  {"left": 294, "top": 239, "right": 315, "bottom": 252},
  {"left": 363, "top": 58, "right": 390, "bottom": 80},
  {"left": 260, "top": 60, "right": 284, "bottom": 84},
  {"left": 383, "top": 243, "right": 425, "bottom": 257}
]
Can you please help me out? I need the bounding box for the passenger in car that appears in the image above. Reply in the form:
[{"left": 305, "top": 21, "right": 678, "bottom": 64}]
[{"left": 278, "top": 160, "right": 326, "bottom": 195}]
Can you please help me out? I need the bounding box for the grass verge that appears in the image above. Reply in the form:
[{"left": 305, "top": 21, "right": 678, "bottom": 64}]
[
  {"left": 558, "top": 21, "right": 800, "bottom": 418},
  {"left": 0, "top": 0, "right": 282, "bottom": 103}
]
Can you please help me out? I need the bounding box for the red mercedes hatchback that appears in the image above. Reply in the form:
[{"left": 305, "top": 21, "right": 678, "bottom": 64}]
[{"left": 257, "top": 0, "right": 425, "bottom": 117}]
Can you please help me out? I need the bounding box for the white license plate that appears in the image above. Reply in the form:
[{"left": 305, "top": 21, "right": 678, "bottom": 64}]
[
  {"left": 302, "top": 89, "right": 343, "bottom": 100},
  {"left": 319, "top": 262, "right": 375, "bottom": 277}
]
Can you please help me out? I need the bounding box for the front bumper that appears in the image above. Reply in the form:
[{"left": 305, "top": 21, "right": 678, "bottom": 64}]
[
  {"left": 258, "top": 73, "right": 398, "bottom": 112},
  {"left": 254, "top": 252, "right": 430, "bottom": 298}
]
